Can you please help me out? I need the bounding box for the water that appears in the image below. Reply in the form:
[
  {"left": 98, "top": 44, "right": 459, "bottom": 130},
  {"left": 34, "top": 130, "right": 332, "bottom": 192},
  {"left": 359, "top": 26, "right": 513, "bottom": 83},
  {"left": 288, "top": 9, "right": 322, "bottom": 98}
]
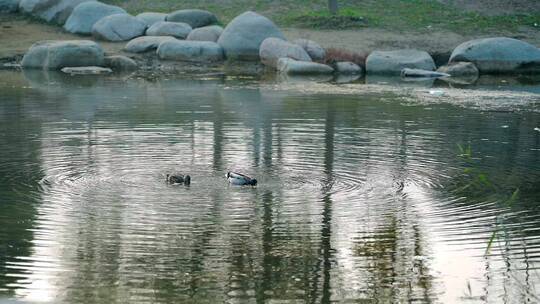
[{"left": 1, "top": 70, "right": 540, "bottom": 303}]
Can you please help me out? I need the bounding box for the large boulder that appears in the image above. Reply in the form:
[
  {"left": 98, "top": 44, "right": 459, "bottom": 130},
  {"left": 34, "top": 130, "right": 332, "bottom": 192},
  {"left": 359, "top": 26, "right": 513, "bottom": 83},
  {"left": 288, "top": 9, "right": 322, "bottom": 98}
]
[
  {"left": 277, "top": 58, "right": 334, "bottom": 75},
  {"left": 293, "top": 39, "right": 326, "bottom": 62},
  {"left": 366, "top": 49, "right": 435, "bottom": 75},
  {"left": 0, "top": 0, "right": 18, "bottom": 12},
  {"left": 449, "top": 37, "right": 540, "bottom": 74},
  {"left": 124, "top": 36, "right": 176, "bottom": 53},
  {"left": 334, "top": 61, "right": 363, "bottom": 75},
  {"left": 21, "top": 40, "right": 104, "bottom": 70},
  {"left": 19, "top": 0, "right": 96, "bottom": 25},
  {"left": 437, "top": 62, "right": 479, "bottom": 77},
  {"left": 104, "top": 55, "right": 137, "bottom": 71},
  {"left": 217, "top": 11, "right": 285, "bottom": 61},
  {"left": 146, "top": 21, "right": 192, "bottom": 39},
  {"left": 157, "top": 40, "right": 224, "bottom": 62},
  {"left": 92, "top": 14, "right": 147, "bottom": 42},
  {"left": 187, "top": 25, "right": 223, "bottom": 42},
  {"left": 166, "top": 9, "right": 217, "bottom": 28},
  {"left": 64, "top": 2, "right": 127, "bottom": 35},
  {"left": 136, "top": 12, "right": 166, "bottom": 27},
  {"left": 259, "top": 37, "right": 311, "bottom": 68}
]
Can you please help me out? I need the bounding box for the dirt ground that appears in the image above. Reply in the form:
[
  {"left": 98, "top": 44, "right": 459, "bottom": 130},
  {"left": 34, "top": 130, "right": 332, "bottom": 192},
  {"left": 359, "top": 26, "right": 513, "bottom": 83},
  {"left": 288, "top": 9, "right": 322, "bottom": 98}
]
[{"left": 1, "top": 13, "right": 539, "bottom": 64}]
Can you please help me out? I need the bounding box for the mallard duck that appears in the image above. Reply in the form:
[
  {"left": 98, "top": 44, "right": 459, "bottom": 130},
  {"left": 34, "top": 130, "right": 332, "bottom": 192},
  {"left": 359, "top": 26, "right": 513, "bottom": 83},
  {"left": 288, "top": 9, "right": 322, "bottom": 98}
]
[
  {"left": 226, "top": 172, "right": 257, "bottom": 186},
  {"left": 166, "top": 173, "right": 191, "bottom": 185}
]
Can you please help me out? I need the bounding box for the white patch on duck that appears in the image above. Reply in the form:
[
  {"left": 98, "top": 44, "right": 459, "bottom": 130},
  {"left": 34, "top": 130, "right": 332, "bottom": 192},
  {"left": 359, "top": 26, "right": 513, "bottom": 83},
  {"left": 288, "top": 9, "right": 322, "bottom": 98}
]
[{"left": 226, "top": 171, "right": 257, "bottom": 186}]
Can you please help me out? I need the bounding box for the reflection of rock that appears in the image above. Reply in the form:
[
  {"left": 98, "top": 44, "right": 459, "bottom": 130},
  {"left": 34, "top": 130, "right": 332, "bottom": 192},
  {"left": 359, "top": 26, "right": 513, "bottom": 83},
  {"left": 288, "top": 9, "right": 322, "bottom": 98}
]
[
  {"left": 61, "top": 66, "right": 112, "bottom": 75},
  {"left": 437, "top": 62, "right": 479, "bottom": 77},
  {"left": 146, "top": 21, "right": 192, "bottom": 39},
  {"left": 187, "top": 25, "right": 223, "bottom": 42},
  {"left": 335, "top": 61, "right": 363, "bottom": 75},
  {"left": 23, "top": 68, "right": 100, "bottom": 88},
  {"left": 440, "top": 76, "right": 478, "bottom": 86},
  {"left": 21, "top": 40, "right": 104, "bottom": 69},
  {"left": 293, "top": 39, "right": 326, "bottom": 61},
  {"left": 64, "top": 2, "right": 126, "bottom": 35},
  {"left": 276, "top": 73, "right": 333, "bottom": 83},
  {"left": 157, "top": 40, "right": 224, "bottom": 62},
  {"left": 366, "top": 49, "right": 435, "bottom": 75},
  {"left": 366, "top": 75, "right": 434, "bottom": 88},
  {"left": 334, "top": 74, "right": 361, "bottom": 84},
  {"left": 449, "top": 37, "right": 540, "bottom": 74},
  {"left": 92, "top": 14, "right": 147, "bottom": 42},
  {"left": 104, "top": 55, "right": 137, "bottom": 71},
  {"left": 19, "top": 0, "right": 95, "bottom": 24},
  {"left": 401, "top": 68, "right": 449, "bottom": 78},
  {"left": 218, "top": 11, "right": 285, "bottom": 61},
  {"left": 277, "top": 58, "right": 333, "bottom": 75},
  {"left": 124, "top": 36, "right": 176, "bottom": 53},
  {"left": 166, "top": 9, "right": 217, "bottom": 28},
  {"left": 259, "top": 38, "right": 311, "bottom": 69},
  {"left": 136, "top": 12, "right": 166, "bottom": 27}
]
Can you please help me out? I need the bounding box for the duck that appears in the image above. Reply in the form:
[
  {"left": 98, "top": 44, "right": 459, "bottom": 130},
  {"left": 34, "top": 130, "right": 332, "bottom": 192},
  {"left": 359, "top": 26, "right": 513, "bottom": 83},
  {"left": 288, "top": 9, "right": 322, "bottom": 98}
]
[
  {"left": 166, "top": 173, "right": 191, "bottom": 185},
  {"left": 226, "top": 171, "right": 257, "bottom": 186}
]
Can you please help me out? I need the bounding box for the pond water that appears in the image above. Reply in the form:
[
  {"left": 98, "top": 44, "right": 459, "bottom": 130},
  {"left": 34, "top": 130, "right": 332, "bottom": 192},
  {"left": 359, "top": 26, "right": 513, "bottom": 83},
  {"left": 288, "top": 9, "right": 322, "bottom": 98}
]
[{"left": 0, "top": 70, "right": 540, "bottom": 303}]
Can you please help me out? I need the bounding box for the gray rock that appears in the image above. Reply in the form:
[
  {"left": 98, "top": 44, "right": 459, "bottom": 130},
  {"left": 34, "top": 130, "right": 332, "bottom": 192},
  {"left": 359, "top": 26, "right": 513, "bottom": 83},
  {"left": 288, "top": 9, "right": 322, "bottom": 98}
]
[
  {"left": 166, "top": 9, "right": 217, "bottom": 28},
  {"left": 61, "top": 66, "right": 112, "bottom": 74},
  {"left": 293, "top": 39, "right": 326, "bottom": 61},
  {"left": 136, "top": 12, "right": 166, "bottom": 27},
  {"left": 401, "top": 68, "right": 450, "bottom": 78},
  {"left": 146, "top": 21, "right": 192, "bottom": 39},
  {"left": 217, "top": 11, "right": 285, "bottom": 61},
  {"left": 64, "top": 2, "right": 127, "bottom": 35},
  {"left": 0, "top": 0, "right": 18, "bottom": 12},
  {"left": 104, "top": 55, "right": 137, "bottom": 71},
  {"left": 259, "top": 37, "right": 311, "bottom": 68},
  {"left": 335, "top": 61, "right": 362, "bottom": 75},
  {"left": 92, "top": 14, "right": 147, "bottom": 42},
  {"left": 21, "top": 40, "right": 104, "bottom": 70},
  {"left": 19, "top": 0, "right": 96, "bottom": 25},
  {"left": 157, "top": 40, "right": 224, "bottom": 62},
  {"left": 186, "top": 25, "right": 223, "bottom": 42},
  {"left": 437, "top": 62, "right": 479, "bottom": 77},
  {"left": 277, "top": 58, "right": 334, "bottom": 75},
  {"left": 366, "top": 49, "right": 435, "bottom": 75},
  {"left": 124, "top": 36, "right": 176, "bottom": 53},
  {"left": 449, "top": 37, "right": 540, "bottom": 74}
]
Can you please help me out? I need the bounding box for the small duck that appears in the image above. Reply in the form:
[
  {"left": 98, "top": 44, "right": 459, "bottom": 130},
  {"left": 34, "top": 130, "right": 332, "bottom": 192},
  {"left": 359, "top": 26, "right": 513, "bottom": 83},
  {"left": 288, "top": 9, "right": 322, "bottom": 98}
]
[
  {"left": 226, "top": 171, "right": 257, "bottom": 186},
  {"left": 166, "top": 173, "right": 191, "bottom": 185}
]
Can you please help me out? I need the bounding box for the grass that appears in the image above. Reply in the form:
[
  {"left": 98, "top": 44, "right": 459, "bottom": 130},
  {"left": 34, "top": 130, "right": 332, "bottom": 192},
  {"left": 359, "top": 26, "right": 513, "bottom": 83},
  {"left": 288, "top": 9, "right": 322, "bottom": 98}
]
[{"left": 101, "top": 0, "right": 540, "bottom": 33}]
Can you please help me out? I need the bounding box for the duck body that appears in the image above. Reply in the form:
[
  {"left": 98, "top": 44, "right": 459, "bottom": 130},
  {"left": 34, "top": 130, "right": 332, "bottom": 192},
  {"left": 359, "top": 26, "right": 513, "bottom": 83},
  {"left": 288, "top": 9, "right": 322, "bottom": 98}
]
[
  {"left": 226, "top": 172, "right": 257, "bottom": 186},
  {"left": 166, "top": 173, "right": 191, "bottom": 185}
]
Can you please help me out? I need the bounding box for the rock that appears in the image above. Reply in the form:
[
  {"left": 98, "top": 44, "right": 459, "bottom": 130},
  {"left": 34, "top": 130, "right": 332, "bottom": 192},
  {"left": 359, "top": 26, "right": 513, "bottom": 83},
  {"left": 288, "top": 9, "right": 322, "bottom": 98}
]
[
  {"left": 293, "top": 39, "right": 326, "bottom": 62},
  {"left": 136, "top": 12, "right": 166, "bottom": 27},
  {"left": 218, "top": 11, "right": 285, "bottom": 61},
  {"left": 92, "top": 14, "right": 147, "bottom": 42},
  {"left": 186, "top": 25, "right": 223, "bottom": 42},
  {"left": 61, "top": 66, "right": 112, "bottom": 75},
  {"left": 277, "top": 58, "right": 334, "bottom": 75},
  {"left": 104, "top": 55, "right": 137, "bottom": 71},
  {"left": 334, "top": 61, "right": 362, "bottom": 75},
  {"left": 166, "top": 9, "right": 217, "bottom": 28},
  {"left": 259, "top": 37, "right": 311, "bottom": 68},
  {"left": 401, "top": 68, "right": 450, "bottom": 78},
  {"left": 21, "top": 40, "right": 104, "bottom": 70},
  {"left": 0, "top": 0, "right": 18, "bottom": 12},
  {"left": 146, "top": 21, "right": 192, "bottom": 39},
  {"left": 449, "top": 37, "right": 540, "bottom": 74},
  {"left": 124, "top": 36, "right": 176, "bottom": 53},
  {"left": 437, "top": 62, "right": 479, "bottom": 77},
  {"left": 19, "top": 0, "right": 96, "bottom": 25},
  {"left": 64, "top": 2, "right": 127, "bottom": 35},
  {"left": 366, "top": 49, "right": 435, "bottom": 75},
  {"left": 157, "top": 40, "right": 224, "bottom": 62}
]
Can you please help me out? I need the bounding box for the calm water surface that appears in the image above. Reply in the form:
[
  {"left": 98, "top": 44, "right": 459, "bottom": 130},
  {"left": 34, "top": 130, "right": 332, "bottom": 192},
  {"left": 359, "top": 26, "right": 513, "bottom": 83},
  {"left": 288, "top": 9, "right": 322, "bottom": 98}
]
[{"left": 0, "top": 70, "right": 540, "bottom": 303}]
